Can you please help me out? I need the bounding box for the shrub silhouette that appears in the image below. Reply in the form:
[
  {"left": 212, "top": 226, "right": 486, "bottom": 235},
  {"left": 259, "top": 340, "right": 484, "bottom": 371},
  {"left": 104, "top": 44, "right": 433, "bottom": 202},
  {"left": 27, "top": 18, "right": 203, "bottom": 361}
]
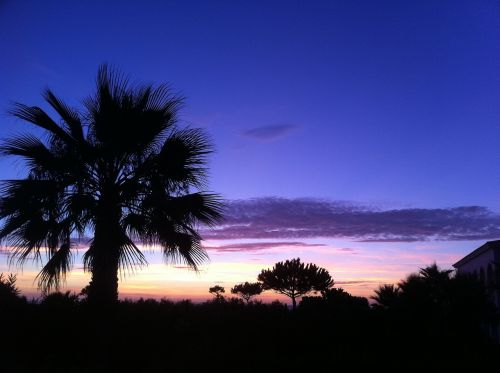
[
  {"left": 0, "top": 65, "right": 223, "bottom": 305},
  {"left": 372, "top": 263, "right": 495, "bottom": 340},
  {"left": 231, "top": 282, "right": 263, "bottom": 303},
  {"left": 41, "top": 291, "right": 80, "bottom": 309},
  {"left": 258, "top": 258, "right": 334, "bottom": 309},
  {"left": 300, "top": 287, "right": 369, "bottom": 316},
  {"left": 0, "top": 273, "right": 25, "bottom": 307},
  {"left": 323, "top": 287, "right": 368, "bottom": 310},
  {"left": 0, "top": 273, "right": 20, "bottom": 298}
]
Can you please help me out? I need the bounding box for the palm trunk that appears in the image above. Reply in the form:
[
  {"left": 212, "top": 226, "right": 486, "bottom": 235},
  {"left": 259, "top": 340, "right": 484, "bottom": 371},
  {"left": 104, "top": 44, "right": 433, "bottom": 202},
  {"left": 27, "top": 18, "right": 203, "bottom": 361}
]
[
  {"left": 87, "top": 252, "right": 119, "bottom": 304},
  {"left": 292, "top": 296, "right": 297, "bottom": 310},
  {"left": 86, "top": 196, "right": 122, "bottom": 305}
]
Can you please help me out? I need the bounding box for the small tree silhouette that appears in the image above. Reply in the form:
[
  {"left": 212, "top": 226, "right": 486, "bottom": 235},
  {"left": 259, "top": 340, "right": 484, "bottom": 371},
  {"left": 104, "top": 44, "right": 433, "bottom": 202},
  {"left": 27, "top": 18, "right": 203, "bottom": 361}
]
[
  {"left": 0, "top": 273, "right": 26, "bottom": 309},
  {"left": 0, "top": 273, "right": 21, "bottom": 299},
  {"left": 258, "top": 258, "right": 334, "bottom": 310},
  {"left": 208, "top": 285, "right": 225, "bottom": 300},
  {"left": 231, "top": 282, "right": 263, "bottom": 303}
]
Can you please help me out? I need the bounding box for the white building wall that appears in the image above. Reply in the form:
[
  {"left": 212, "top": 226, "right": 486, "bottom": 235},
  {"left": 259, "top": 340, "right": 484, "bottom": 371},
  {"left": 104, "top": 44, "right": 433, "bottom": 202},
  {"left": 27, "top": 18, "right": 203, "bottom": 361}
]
[
  {"left": 457, "top": 252, "right": 499, "bottom": 309},
  {"left": 455, "top": 247, "right": 500, "bottom": 342}
]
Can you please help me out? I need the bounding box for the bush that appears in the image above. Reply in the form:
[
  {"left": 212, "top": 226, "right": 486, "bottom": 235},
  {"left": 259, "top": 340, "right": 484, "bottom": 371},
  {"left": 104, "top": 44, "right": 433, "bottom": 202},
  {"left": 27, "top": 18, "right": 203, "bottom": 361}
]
[{"left": 0, "top": 273, "right": 26, "bottom": 307}]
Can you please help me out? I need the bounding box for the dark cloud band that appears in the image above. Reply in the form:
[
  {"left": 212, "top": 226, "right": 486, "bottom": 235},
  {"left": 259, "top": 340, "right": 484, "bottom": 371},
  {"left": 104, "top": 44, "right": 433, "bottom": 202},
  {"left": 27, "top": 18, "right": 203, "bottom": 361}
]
[{"left": 201, "top": 197, "right": 500, "bottom": 242}]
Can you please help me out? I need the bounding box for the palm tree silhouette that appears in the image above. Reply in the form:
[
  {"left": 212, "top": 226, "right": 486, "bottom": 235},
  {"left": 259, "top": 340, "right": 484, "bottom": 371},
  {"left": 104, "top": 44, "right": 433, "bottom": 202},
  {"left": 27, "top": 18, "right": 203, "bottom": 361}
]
[
  {"left": 0, "top": 65, "right": 223, "bottom": 304},
  {"left": 372, "top": 284, "right": 400, "bottom": 309},
  {"left": 418, "top": 263, "right": 452, "bottom": 284}
]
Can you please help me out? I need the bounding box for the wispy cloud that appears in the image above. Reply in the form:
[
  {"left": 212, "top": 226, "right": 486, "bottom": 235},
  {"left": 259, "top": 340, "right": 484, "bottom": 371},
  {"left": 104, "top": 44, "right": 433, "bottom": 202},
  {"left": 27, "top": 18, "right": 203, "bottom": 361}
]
[
  {"left": 201, "top": 197, "right": 500, "bottom": 242},
  {"left": 336, "top": 280, "right": 378, "bottom": 285},
  {"left": 337, "top": 248, "right": 358, "bottom": 254},
  {"left": 243, "top": 124, "right": 298, "bottom": 140},
  {"left": 204, "top": 241, "right": 326, "bottom": 253}
]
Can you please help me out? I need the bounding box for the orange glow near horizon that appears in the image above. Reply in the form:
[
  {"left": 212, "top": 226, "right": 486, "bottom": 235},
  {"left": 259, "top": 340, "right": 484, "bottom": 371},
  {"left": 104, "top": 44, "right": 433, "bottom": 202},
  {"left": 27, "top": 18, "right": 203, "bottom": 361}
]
[{"left": 0, "top": 238, "right": 473, "bottom": 303}]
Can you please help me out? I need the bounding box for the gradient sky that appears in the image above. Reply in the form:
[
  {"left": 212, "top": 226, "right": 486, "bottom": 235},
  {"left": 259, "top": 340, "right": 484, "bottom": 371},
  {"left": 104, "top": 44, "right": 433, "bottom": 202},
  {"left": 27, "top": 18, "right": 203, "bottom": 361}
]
[{"left": 1, "top": 0, "right": 500, "bottom": 302}]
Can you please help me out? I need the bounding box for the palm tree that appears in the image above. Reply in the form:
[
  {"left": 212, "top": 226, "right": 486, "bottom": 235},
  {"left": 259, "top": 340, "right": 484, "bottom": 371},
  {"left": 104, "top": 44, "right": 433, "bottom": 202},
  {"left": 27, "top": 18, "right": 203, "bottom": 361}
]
[
  {"left": 371, "top": 284, "right": 400, "bottom": 309},
  {"left": 418, "top": 263, "right": 453, "bottom": 284},
  {"left": 0, "top": 65, "right": 223, "bottom": 304}
]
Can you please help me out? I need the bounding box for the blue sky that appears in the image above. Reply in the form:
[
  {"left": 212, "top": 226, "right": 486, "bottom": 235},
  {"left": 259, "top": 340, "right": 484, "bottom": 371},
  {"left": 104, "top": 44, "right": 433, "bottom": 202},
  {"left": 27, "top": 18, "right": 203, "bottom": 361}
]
[{"left": 1, "top": 0, "right": 500, "bottom": 300}]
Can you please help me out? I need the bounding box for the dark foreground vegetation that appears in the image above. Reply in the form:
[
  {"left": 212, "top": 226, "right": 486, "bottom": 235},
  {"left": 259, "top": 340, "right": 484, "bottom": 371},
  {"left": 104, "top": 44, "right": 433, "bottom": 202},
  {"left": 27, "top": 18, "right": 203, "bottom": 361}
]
[{"left": 1, "top": 266, "right": 499, "bottom": 372}]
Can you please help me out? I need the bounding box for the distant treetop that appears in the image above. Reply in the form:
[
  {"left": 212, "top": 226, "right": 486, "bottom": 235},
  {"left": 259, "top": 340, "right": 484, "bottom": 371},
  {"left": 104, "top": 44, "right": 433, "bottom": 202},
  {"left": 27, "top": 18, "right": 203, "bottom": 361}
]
[{"left": 258, "top": 258, "right": 334, "bottom": 310}]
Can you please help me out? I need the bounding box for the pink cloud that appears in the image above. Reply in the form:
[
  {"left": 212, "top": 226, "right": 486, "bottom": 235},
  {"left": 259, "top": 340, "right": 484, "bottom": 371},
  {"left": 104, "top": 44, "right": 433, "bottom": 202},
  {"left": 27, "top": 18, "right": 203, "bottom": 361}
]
[{"left": 203, "top": 241, "right": 326, "bottom": 252}]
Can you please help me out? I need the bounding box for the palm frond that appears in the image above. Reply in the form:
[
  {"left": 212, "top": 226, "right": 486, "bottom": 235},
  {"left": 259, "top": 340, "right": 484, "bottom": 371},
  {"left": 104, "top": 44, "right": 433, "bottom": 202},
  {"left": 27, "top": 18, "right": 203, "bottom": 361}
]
[
  {"left": 161, "top": 231, "right": 208, "bottom": 271},
  {"left": 145, "top": 84, "right": 184, "bottom": 113},
  {"left": 63, "top": 192, "right": 96, "bottom": 236},
  {"left": 96, "top": 64, "right": 130, "bottom": 101},
  {"left": 82, "top": 231, "right": 147, "bottom": 275},
  {"left": 0, "top": 135, "right": 61, "bottom": 175},
  {"left": 121, "top": 212, "right": 148, "bottom": 239},
  {"left": 162, "top": 192, "right": 224, "bottom": 227},
  {"left": 8, "top": 103, "right": 71, "bottom": 142},
  {"left": 155, "top": 128, "right": 213, "bottom": 189},
  {"left": 85, "top": 65, "right": 183, "bottom": 159},
  {"left": 42, "top": 89, "right": 84, "bottom": 141},
  {"left": 117, "top": 234, "right": 148, "bottom": 274},
  {"left": 0, "top": 179, "right": 62, "bottom": 219},
  {"left": 36, "top": 242, "right": 73, "bottom": 292}
]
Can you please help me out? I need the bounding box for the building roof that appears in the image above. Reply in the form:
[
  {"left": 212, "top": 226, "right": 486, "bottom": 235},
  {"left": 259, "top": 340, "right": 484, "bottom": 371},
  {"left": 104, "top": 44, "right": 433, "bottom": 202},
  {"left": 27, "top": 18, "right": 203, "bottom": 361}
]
[{"left": 453, "top": 240, "right": 500, "bottom": 268}]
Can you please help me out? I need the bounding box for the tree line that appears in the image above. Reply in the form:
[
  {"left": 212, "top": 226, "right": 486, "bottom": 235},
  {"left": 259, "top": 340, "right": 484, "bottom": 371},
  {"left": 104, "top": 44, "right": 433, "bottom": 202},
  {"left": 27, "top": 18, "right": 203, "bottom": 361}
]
[
  {"left": 0, "top": 258, "right": 498, "bottom": 369},
  {"left": 209, "top": 258, "right": 335, "bottom": 310}
]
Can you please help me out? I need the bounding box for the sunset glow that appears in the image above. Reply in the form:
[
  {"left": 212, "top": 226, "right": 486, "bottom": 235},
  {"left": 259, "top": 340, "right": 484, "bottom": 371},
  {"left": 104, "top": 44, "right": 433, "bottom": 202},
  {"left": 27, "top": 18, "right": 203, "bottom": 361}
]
[{"left": 0, "top": 238, "right": 481, "bottom": 302}]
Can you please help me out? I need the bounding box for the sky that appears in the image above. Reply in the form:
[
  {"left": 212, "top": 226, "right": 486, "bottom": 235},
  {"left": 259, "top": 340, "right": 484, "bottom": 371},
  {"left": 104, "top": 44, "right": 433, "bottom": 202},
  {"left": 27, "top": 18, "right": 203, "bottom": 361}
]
[{"left": 1, "top": 0, "right": 500, "bottom": 302}]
